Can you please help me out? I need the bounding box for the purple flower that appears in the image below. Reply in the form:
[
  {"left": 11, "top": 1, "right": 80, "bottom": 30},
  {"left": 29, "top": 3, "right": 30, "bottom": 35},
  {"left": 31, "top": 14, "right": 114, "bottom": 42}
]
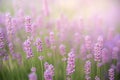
[
  {"left": 94, "top": 43, "right": 102, "bottom": 62},
  {"left": 44, "top": 63, "right": 54, "bottom": 80},
  {"left": 112, "top": 46, "right": 119, "bottom": 60},
  {"left": 95, "top": 76, "right": 100, "bottom": 80},
  {"left": 84, "top": 60, "right": 91, "bottom": 80},
  {"left": 8, "top": 42, "right": 14, "bottom": 54},
  {"left": 66, "top": 50, "right": 75, "bottom": 75},
  {"left": 23, "top": 38, "right": 33, "bottom": 59},
  {"left": 3, "top": 55, "right": 9, "bottom": 61},
  {"left": 84, "top": 60, "right": 91, "bottom": 75},
  {"left": 85, "top": 75, "right": 91, "bottom": 80},
  {"left": 0, "top": 42, "right": 5, "bottom": 49},
  {"left": 15, "top": 53, "right": 22, "bottom": 65},
  {"left": 0, "top": 29, "right": 5, "bottom": 49},
  {"left": 108, "top": 67, "right": 114, "bottom": 80},
  {"left": 102, "top": 48, "right": 109, "bottom": 64},
  {"left": 84, "top": 35, "right": 92, "bottom": 50},
  {"left": 49, "top": 32, "right": 55, "bottom": 46},
  {"left": 79, "top": 45, "right": 87, "bottom": 60},
  {"left": 0, "top": 50, "right": 6, "bottom": 56},
  {"left": 45, "top": 37, "right": 51, "bottom": 48},
  {"left": 25, "top": 16, "right": 32, "bottom": 33},
  {"left": 29, "top": 72, "right": 37, "bottom": 80},
  {"left": 59, "top": 44, "right": 66, "bottom": 56},
  {"left": 116, "top": 62, "right": 120, "bottom": 73},
  {"left": 86, "top": 54, "right": 93, "bottom": 59},
  {"left": 0, "top": 29, "right": 4, "bottom": 41},
  {"left": 29, "top": 67, "right": 37, "bottom": 80},
  {"left": 38, "top": 56, "right": 44, "bottom": 61},
  {"left": 97, "top": 36, "right": 104, "bottom": 48},
  {"left": 31, "top": 67, "right": 36, "bottom": 72},
  {"left": 44, "top": 62, "right": 49, "bottom": 70},
  {"left": 94, "top": 36, "right": 104, "bottom": 62},
  {"left": 107, "top": 27, "right": 115, "bottom": 41},
  {"left": 35, "top": 38, "right": 42, "bottom": 52},
  {"left": 5, "top": 13, "right": 14, "bottom": 36}
]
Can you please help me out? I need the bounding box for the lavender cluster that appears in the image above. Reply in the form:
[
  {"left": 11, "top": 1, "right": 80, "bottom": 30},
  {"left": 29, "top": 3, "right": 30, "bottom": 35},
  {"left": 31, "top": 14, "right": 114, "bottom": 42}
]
[
  {"left": 66, "top": 50, "right": 75, "bottom": 76},
  {"left": 23, "top": 38, "right": 33, "bottom": 59},
  {"left": 35, "top": 38, "right": 43, "bottom": 52},
  {"left": 44, "top": 62, "right": 55, "bottom": 80},
  {"left": 84, "top": 60, "right": 91, "bottom": 80}
]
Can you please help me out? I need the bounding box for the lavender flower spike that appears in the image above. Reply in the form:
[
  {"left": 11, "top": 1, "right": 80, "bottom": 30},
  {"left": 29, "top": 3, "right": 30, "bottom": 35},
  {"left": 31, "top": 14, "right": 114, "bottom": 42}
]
[{"left": 66, "top": 50, "right": 75, "bottom": 76}]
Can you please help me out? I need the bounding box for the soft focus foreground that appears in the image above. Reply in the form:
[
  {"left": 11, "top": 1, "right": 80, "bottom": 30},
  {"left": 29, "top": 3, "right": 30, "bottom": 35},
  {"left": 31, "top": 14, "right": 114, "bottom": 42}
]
[{"left": 0, "top": 0, "right": 120, "bottom": 80}]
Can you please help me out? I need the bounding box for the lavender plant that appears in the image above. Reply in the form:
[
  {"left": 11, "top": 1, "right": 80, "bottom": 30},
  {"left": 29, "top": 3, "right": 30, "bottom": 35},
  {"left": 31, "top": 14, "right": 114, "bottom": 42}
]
[{"left": 0, "top": 0, "right": 120, "bottom": 80}]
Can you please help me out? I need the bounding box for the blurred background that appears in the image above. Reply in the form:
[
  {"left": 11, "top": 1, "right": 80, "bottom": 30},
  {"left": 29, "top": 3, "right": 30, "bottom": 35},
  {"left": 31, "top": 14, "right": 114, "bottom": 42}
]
[
  {"left": 0, "top": 0, "right": 120, "bottom": 80},
  {"left": 0, "top": 0, "right": 120, "bottom": 38},
  {"left": 0, "top": 0, "right": 120, "bottom": 25}
]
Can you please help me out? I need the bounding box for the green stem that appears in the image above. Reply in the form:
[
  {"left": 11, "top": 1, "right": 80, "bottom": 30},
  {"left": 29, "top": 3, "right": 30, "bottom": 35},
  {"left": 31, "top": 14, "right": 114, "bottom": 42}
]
[
  {"left": 97, "top": 62, "right": 100, "bottom": 77},
  {"left": 41, "top": 60, "right": 43, "bottom": 80},
  {"left": 64, "top": 59, "right": 66, "bottom": 80}
]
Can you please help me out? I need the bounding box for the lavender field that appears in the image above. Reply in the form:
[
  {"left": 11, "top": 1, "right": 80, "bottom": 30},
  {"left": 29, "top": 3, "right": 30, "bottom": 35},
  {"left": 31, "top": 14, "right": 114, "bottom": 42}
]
[{"left": 0, "top": 0, "right": 120, "bottom": 80}]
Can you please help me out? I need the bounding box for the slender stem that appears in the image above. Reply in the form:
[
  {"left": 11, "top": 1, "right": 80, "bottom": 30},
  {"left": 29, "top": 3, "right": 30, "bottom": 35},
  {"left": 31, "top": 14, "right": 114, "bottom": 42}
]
[
  {"left": 63, "top": 58, "right": 66, "bottom": 80},
  {"left": 41, "top": 60, "right": 43, "bottom": 80},
  {"left": 97, "top": 62, "right": 100, "bottom": 78}
]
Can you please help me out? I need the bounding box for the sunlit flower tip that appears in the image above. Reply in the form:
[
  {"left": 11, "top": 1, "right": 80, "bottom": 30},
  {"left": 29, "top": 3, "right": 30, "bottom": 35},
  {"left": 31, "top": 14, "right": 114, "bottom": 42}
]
[
  {"left": 31, "top": 67, "right": 36, "bottom": 72},
  {"left": 38, "top": 56, "right": 44, "bottom": 61}
]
